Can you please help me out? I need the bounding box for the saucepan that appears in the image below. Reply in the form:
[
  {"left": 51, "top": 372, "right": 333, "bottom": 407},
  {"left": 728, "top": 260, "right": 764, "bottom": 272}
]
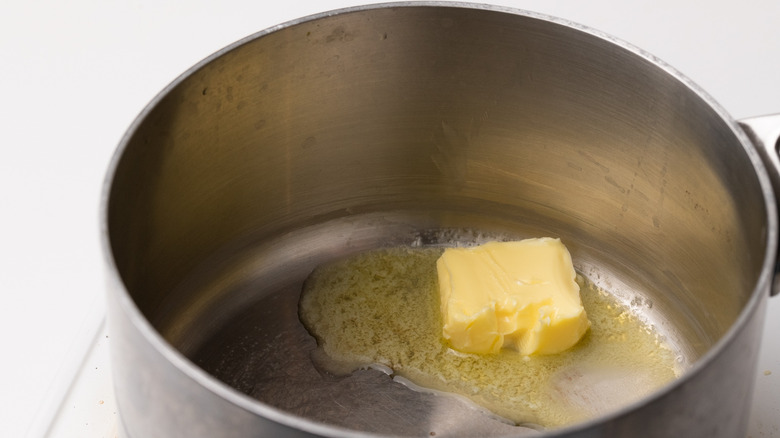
[{"left": 102, "top": 3, "right": 780, "bottom": 437}]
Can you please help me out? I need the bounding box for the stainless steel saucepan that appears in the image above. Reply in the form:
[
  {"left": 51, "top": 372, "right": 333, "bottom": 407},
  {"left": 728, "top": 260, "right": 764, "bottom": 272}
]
[{"left": 102, "top": 3, "right": 780, "bottom": 437}]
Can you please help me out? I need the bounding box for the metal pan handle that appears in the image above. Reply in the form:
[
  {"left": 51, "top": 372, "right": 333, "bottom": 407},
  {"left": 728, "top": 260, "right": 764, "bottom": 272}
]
[{"left": 739, "top": 114, "right": 780, "bottom": 297}]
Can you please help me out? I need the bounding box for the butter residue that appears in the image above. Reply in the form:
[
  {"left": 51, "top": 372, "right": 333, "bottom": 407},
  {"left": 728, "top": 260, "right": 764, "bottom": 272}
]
[
  {"left": 437, "top": 238, "right": 590, "bottom": 355},
  {"left": 298, "top": 245, "right": 680, "bottom": 428}
]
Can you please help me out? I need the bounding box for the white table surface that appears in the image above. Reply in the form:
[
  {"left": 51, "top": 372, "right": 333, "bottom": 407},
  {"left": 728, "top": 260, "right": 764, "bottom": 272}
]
[{"left": 2, "top": 1, "right": 779, "bottom": 437}]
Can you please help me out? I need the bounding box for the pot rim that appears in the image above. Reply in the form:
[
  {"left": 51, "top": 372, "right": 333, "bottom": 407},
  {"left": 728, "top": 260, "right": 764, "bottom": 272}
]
[{"left": 99, "top": 2, "right": 779, "bottom": 436}]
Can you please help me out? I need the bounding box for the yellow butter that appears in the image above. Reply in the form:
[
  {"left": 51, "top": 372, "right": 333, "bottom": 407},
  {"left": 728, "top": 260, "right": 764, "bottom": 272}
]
[{"left": 437, "top": 238, "right": 590, "bottom": 355}]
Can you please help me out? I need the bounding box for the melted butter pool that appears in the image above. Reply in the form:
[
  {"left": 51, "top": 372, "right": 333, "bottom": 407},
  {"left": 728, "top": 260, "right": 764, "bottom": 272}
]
[{"left": 299, "top": 246, "right": 679, "bottom": 429}]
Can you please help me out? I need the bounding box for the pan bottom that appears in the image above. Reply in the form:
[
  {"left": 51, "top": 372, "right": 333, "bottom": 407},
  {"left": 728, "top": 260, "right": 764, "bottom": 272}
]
[{"left": 149, "top": 213, "right": 691, "bottom": 436}]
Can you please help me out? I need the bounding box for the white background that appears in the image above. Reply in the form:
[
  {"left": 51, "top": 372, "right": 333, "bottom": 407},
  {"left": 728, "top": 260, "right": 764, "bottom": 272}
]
[{"left": 2, "top": 1, "right": 779, "bottom": 437}]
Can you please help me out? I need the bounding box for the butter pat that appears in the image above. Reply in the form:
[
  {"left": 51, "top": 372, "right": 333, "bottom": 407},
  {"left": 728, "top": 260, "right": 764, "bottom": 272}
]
[{"left": 437, "top": 238, "right": 590, "bottom": 356}]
